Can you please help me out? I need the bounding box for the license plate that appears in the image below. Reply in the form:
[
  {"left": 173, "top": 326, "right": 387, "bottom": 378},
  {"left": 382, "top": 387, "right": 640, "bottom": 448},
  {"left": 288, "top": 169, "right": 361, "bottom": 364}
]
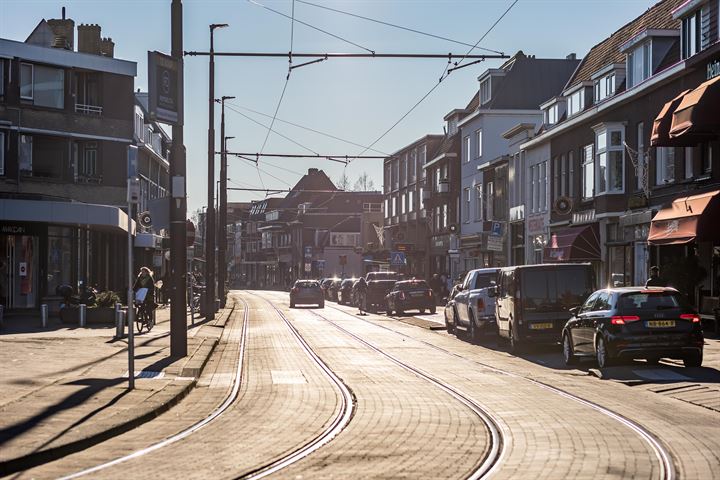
[
  {"left": 529, "top": 322, "right": 553, "bottom": 330},
  {"left": 646, "top": 320, "right": 675, "bottom": 328},
  {"left": 410, "top": 292, "right": 424, "bottom": 297}
]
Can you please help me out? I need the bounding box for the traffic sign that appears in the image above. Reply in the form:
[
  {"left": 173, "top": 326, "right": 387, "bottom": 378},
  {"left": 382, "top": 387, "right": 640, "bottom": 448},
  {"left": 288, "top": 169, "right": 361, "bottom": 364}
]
[
  {"left": 491, "top": 221, "right": 503, "bottom": 236},
  {"left": 390, "top": 251, "right": 406, "bottom": 266}
]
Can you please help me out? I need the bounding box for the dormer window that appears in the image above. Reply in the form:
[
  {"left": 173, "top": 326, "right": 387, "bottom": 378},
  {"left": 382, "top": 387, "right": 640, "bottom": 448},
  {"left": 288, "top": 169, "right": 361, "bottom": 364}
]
[
  {"left": 540, "top": 97, "right": 566, "bottom": 126},
  {"left": 545, "top": 104, "right": 558, "bottom": 125},
  {"left": 568, "top": 89, "right": 585, "bottom": 117},
  {"left": 594, "top": 73, "right": 616, "bottom": 103},
  {"left": 479, "top": 77, "right": 491, "bottom": 105},
  {"left": 681, "top": 10, "right": 701, "bottom": 59},
  {"left": 627, "top": 41, "right": 651, "bottom": 88}
]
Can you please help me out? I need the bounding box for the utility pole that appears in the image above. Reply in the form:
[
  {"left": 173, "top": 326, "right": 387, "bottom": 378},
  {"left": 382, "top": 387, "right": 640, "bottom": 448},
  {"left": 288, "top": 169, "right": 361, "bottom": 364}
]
[
  {"left": 218, "top": 95, "right": 234, "bottom": 304},
  {"left": 206, "top": 23, "right": 228, "bottom": 319},
  {"left": 170, "top": 0, "right": 187, "bottom": 357}
]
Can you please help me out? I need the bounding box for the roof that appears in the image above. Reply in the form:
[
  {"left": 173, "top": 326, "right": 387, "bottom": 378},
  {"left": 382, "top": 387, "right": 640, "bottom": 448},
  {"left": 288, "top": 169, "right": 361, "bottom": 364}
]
[
  {"left": 429, "top": 132, "right": 460, "bottom": 161},
  {"left": 565, "top": 0, "right": 684, "bottom": 89},
  {"left": 483, "top": 52, "right": 581, "bottom": 110}
]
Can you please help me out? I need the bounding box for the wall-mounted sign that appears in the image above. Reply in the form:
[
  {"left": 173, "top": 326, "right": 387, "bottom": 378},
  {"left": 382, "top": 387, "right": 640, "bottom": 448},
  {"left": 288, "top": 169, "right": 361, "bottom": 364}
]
[
  {"left": 708, "top": 59, "right": 720, "bottom": 80},
  {"left": 19, "top": 262, "right": 27, "bottom": 277},
  {"left": 148, "top": 51, "right": 182, "bottom": 125}
]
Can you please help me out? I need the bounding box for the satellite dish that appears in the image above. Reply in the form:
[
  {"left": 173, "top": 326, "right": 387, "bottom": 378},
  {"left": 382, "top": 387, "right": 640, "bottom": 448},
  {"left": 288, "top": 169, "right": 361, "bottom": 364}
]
[{"left": 139, "top": 211, "right": 153, "bottom": 228}]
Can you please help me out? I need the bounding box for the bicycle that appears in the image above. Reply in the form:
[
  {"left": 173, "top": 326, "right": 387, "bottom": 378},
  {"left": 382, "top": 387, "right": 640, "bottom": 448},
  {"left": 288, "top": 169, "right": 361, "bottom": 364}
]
[{"left": 135, "top": 301, "right": 155, "bottom": 334}]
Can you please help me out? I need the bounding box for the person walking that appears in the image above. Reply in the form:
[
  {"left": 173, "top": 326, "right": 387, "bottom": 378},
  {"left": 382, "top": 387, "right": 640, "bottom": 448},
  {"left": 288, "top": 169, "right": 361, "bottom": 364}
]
[{"left": 645, "top": 266, "right": 668, "bottom": 288}]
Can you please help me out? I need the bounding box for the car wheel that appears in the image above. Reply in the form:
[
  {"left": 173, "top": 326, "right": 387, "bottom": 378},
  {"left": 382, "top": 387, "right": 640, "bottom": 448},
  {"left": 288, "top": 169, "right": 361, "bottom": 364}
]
[
  {"left": 468, "top": 311, "right": 479, "bottom": 344},
  {"left": 596, "top": 336, "right": 613, "bottom": 368},
  {"left": 397, "top": 309, "right": 405, "bottom": 316},
  {"left": 430, "top": 306, "right": 436, "bottom": 314},
  {"left": 319, "top": 301, "right": 324, "bottom": 308},
  {"left": 562, "top": 333, "right": 578, "bottom": 366},
  {"left": 419, "top": 308, "right": 425, "bottom": 314},
  {"left": 683, "top": 350, "right": 702, "bottom": 368},
  {"left": 290, "top": 302, "right": 295, "bottom": 308}
]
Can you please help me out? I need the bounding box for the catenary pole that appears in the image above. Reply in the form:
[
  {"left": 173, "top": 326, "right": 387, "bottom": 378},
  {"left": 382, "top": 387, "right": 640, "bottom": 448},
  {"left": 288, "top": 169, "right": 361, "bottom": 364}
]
[
  {"left": 218, "top": 96, "right": 234, "bottom": 304},
  {"left": 170, "top": 0, "right": 187, "bottom": 357}
]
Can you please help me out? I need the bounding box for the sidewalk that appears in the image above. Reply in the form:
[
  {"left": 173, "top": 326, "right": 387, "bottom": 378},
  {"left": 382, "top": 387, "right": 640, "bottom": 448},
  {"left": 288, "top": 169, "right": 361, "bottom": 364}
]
[{"left": 0, "top": 303, "right": 234, "bottom": 476}]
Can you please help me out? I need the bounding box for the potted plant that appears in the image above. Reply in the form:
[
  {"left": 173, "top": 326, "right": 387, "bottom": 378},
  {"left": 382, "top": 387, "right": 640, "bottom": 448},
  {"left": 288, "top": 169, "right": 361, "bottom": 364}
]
[{"left": 88, "top": 291, "right": 121, "bottom": 324}]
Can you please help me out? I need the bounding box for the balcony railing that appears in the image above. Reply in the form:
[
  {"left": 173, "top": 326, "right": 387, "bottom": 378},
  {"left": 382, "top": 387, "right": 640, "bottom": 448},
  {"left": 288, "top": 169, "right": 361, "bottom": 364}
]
[{"left": 75, "top": 103, "right": 103, "bottom": 115}]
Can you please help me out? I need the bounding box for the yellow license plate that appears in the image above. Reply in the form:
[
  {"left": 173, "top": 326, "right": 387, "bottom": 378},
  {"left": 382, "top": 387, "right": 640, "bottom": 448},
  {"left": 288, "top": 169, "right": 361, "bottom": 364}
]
[
  {"left": 530, "top": 323, "right": 553, "bottom": 330},
  {"left": 646, "top": 320, "right": 675, "bottom": 328}
]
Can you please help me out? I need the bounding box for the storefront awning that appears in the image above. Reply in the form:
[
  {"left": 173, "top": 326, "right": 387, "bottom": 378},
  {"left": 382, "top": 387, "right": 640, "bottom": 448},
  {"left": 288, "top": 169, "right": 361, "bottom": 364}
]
[
  {"left": 669, "top": 76, "right": 720, "bottom": 143},
  {"left": 651, "top": 90, "right": 691, "bottom": 147},
  {"left": 543, "top": 223, "right": 601, "bottom": 262},
  {"left": 648, "top": 190, "right": 720, "bottom": 245},
  {"left": 0, "top": 199, "right": 134, "bottom": 234}
]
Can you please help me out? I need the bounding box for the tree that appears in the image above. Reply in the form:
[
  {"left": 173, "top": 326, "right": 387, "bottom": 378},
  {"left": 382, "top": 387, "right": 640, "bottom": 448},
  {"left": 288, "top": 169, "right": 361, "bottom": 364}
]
[
  {"left": 336, "top": 172, "right": 351, "bottom": 190},
  {"left": 353, "top": 172, "right": 375, "bottom": 191}
]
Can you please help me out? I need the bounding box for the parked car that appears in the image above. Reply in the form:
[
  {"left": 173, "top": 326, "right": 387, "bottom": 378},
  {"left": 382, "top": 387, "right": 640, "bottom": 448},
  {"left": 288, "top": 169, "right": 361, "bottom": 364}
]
[
  {"left": 445, "top": 268, "right": 500, "bottom": 342},
  {"left": 561, "top": 287, "right": 704, "bottom": 368},
  {"left": 327, "top": 279, "right": 343, "bottom": 302},
  {"left": 492, "top": 263, "right": 595, "bottom": 352},
  {"left": 321, "top": 278, "right": 336, "bottom": 299},
  {"left": 365, "top": 271, "right": 404, "bottom": 312},
  {"left": 289, "top": 279, "right": 324, "bottom": 308},
  {"left": 386, "top": 280, "right": 436, "bottom": 316},
  {"left": 338, "top": 278, "right": 356, "bottom": 305}
]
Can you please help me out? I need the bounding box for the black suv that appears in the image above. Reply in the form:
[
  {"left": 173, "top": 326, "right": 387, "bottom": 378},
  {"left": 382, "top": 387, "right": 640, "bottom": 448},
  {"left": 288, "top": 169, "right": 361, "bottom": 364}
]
[
  {"left": 386, "top": 280, "right": 436, "bottom": 316},
  {"left": 365, "top": 271, "right": 404, "bottom": 313},
  {"left": 561, "top": 287, "right": 704, "bottom": 368}
]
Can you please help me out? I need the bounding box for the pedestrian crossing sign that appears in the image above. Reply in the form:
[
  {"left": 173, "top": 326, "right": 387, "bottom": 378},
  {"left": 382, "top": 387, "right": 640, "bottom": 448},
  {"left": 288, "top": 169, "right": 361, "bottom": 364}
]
[{"left": 390, "top": 251, "right": 406, "bottom": 266}]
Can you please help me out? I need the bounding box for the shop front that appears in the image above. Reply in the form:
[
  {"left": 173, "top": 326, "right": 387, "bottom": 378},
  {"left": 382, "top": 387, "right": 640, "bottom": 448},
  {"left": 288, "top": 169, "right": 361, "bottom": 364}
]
[{"left": 544, "top": 222, "right": 602, "bottom": 285}]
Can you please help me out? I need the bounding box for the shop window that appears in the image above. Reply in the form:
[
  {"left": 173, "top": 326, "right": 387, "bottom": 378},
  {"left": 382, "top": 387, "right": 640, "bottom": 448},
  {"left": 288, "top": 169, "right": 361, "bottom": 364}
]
[{"left": 47, "top": 227, "right": 73, "bottom": 295}]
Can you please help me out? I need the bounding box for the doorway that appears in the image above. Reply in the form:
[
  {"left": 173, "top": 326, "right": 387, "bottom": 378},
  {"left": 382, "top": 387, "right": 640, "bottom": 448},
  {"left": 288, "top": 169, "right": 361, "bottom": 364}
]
[{"left": 1, "top": 235, "right": 39, "bottom": 309}]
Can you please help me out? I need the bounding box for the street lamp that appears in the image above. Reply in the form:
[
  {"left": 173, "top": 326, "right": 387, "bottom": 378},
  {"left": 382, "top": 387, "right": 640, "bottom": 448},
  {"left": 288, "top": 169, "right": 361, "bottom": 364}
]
[
  {"left": 218, "top": 95, "right": 234, "bottom": 302},
  {"left": 205, "top": 22, "right": 228, "bottom": 319}
]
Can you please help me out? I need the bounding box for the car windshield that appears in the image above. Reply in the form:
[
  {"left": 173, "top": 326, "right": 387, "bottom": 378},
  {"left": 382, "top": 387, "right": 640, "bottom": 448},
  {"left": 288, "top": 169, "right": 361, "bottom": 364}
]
[
  {"left": 474, "top": 274, "right": 496, "bottom": 289},
  {"left": 619, "top": 291, "right": 682, "bottom": 311},
  {"left": 341, "top": 280, "right": 355, "bottom": 287},
  {"left": 522, "top": 267, "right": 593, "bottom": 312},
  {"left": 368, "top": 272, "right": 400, "bottom": 281},
  {"left": 296, "top": 281, "right": 319, "bottom": 288},
  {"left": 397, "top": 281, "right": 429, "bottom": 291}
]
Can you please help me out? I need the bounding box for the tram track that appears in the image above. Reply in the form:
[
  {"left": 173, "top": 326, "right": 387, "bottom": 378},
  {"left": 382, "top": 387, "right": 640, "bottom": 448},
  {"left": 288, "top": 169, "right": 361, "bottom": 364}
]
[{"left": 322, "top": 301, "right": 677, "bottom": 480}]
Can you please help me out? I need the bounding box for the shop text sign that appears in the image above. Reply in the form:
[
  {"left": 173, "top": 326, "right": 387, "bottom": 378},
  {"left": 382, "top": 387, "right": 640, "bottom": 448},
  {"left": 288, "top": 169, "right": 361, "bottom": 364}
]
[{"left": 708, "top": 60, "right": 720, "bottom": 80}]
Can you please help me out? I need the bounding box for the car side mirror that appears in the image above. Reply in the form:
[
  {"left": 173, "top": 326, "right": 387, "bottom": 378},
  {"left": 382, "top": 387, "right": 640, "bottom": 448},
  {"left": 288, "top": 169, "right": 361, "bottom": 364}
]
[{"left": 568, "top": 306, "right": 579, "bottom": 315}]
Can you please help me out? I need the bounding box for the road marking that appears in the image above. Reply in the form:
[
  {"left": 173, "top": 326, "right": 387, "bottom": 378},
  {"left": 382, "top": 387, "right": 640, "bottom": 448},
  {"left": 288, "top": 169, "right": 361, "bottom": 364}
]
[
  {"left": 122, "top": 370, "right": 165, "bottom": 379},
  {"left": 271, "top": 370, "right": 307, "bottom": 384},
  {"left": 631, "top": 369, "right": 692, "bottom": 382}
]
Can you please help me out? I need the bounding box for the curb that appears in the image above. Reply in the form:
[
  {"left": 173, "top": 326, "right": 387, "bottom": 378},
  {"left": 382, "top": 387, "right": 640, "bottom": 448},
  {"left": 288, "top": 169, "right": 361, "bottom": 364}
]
[
  {"left": 0, "top": 305, "right": 234, "bottom": 477},
  {"left": 398, "top": 316, "right": 446, "bottom": 331}
]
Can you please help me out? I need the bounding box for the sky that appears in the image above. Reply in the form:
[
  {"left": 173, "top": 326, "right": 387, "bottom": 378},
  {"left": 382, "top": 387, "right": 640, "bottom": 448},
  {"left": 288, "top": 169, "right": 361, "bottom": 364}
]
[{"left": 1, "top": 0, "right": 662, "bottom": 215}]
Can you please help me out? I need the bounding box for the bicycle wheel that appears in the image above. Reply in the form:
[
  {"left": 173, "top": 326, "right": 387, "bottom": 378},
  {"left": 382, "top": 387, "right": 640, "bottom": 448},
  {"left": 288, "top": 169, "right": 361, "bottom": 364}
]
[
  {"left": 135, "top": 308, "right": 146, "bottom": 334},
  {"left": 147, "top": 310, "right": 155, "bottom": 332}
]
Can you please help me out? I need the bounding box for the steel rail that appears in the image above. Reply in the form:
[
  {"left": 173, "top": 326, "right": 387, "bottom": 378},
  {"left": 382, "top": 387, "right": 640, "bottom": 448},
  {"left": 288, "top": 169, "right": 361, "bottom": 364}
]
[
  {"left": 58, "top": 299, "right": 247, "bottom": 480},
  {"left": 324, "top": 302, "right": 676, "bottom": 480},
  {"left": 238, "top": 293, "right": 355, "bottom": 480},
  {"left": 306, "top": 308, "right": 505, "bottom": 480}
]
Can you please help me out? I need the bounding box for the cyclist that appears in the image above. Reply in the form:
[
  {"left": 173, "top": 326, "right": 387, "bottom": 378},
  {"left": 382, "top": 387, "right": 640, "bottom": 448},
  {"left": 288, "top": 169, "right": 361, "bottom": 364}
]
[{"left": 133, "top": 267, "right": 156, "bottom": 331}]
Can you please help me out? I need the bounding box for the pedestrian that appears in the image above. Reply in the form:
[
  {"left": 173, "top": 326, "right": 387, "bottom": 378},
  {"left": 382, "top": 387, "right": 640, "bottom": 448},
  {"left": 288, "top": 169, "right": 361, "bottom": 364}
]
[{"left": 645, "top": 266, "right": 668, "bottom": 288}]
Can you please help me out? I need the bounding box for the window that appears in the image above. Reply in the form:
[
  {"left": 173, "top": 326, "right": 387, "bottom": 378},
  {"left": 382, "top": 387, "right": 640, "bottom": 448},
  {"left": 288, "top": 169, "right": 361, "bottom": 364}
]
[
  {"left": 384, "top": 198, "right": 389, "bottom": 218},
  {"left": 594, "top": 73, "right": 616, "bottom": 102},
  {"left": 476, "top": 129, "right": 483, "bottom": 158},
  {"left": 384, "top": 163, "right": 391, "bottom": 193},
  {"left": 81, "top": 143, "right": 98, "bottom": 177},
  {"left": 392, "top": 160, "right": 399, "bottom": 190},
  {"left": 391, "top": 196, "right": 397, "bottom": 217},
  {"left": 485, "top": 181, "right": 494, "bottom": 220},
  {"left": 463, "top": 187, "right": 471, "bottom": 222},
  {"left": 0, "top": 59, "right": 4, "bottom": 96},
  {"left": 475, "top": 184, "right": 483, "bottom": 221},
  {"left": 18, "top": 134, "right": 33, "bottom": 175},
  {"left": 568, "top": 89, "right": 584, "bottom": 116},
  {"left": 400, "top": 155, "right": 407, "bottom": 187},
  {"left": 582, "top": 144, "right": 594, "bottom": 199},
  {"left": 568, "top": 150, "right": 574, "bottom": 198},
  {"left": 685, "top": 147, "right": 694, "bottom": 179},
  {"left": 546, "top": 104, "right": 558, "bottom": 125},
  {"left": 595, "top": 127, "right": 624, "bottom": 194},
  {"left": 409, "top": 149, "right": 417, "bottom": 183},
  {"left": 627, "top": 42, "right": 651, "bottom": 88},
  {"left": 464, "top": 136, "right": 471, "bottom": 162},
  {"left": 539, "top": 161, "right": 547, "bottom": 211},
  {"left": 20, "top": 63, "right": 33, "bottom": 99},
  {"left": 420, "top": 145, "right": 427, "bottom": 179},
  {"left": 0, "top": 131, "right": 4, "bottom": 175},
  {"left": 637, "top": 122, "right": 645, "bottom": 191},
  {"left": 480, "top": 78, "right": 491, "bottom": 104},
  {"left": 530, "top": 164, "right": 538, "bottom": 212},
  {"left": 553, "top": 156, "right": 560, "bottom": 200},
  {"left": 704, "top": 143, "right": 714, "bottom": 174},
  {"left": 408, "top": 190, "right": 414, "bottom": 212},
  {"left": 442, "top": 204, "right": 448, "bottom": 228},
  {"left": 681, "top": 11, "right": 701, "bottom": 59},
  {"left": 655, "top": 147, "right": 675, "bottom": 185}
]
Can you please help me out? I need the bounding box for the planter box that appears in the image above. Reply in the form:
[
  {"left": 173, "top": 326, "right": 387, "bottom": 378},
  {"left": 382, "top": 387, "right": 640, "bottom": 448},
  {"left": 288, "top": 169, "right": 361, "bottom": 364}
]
[{"left": 59, "top": 307, "right": 117, "bottom": 325}]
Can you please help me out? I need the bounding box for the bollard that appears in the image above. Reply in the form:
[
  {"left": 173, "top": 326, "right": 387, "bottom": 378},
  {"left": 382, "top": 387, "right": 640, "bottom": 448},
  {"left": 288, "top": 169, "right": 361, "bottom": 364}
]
[
  {"left": 115, "top": 303, "right": 123, "bottom": 339},
  {"left": 79, "top": 304, "right": 87, "bottom": 327},
  {"left": 41, "top": 304, "right": 48, "bottom": 328}
]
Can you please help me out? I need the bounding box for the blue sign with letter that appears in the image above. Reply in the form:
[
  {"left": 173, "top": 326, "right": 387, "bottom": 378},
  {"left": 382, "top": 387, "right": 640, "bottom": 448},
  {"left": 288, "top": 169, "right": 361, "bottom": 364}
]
[
  {"left": 491, "top": 221, "right": 503, "bottom": 237},
  {"left": 390, "top": 251, "right": 406, "bottom": 266}
]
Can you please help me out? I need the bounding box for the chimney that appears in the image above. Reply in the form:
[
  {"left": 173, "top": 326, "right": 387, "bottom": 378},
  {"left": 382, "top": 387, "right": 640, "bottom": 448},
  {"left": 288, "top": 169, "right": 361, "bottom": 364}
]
[
  {"left": 566, "top": 53, "right": 577, "bottom": 60},
  {"left": 47, "top": 7, "right": 74, "bottom": 50},
  {"left": 100, "top": 37, "right": 114, "bottom": 57},
  {"left": 77, "top": 23, "right": 102, "bottom": 55},
  {"left": 308, "top": 168, "right": 319, "bottom": 175}
]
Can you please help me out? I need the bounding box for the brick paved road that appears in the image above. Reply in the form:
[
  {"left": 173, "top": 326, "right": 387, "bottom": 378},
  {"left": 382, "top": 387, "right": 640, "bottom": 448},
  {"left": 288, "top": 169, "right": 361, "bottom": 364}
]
[{"left": 13, "top": 290, "right": 720, "bottom": 479}]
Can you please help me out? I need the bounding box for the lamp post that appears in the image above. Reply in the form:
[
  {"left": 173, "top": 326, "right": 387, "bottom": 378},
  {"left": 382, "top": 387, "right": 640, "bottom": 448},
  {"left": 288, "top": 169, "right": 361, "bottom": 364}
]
[
  {"left": 205, "top": 22, "right": 227, "bottom": 319},
  {"left": 218, "top": 96, "right": 234, "bottom": 303}
]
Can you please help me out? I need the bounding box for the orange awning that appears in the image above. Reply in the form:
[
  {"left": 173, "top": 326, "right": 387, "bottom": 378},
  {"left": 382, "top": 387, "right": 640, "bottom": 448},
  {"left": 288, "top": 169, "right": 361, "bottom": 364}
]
[
  {"left": 648, "top": 190, "right": 720, "bottom": 245},
  {"left": 544, "top": 224, "right": 601, "bottom": 262},
  {"left": 669, "top": 76, "right": 720, "bottom": 142},
  {"left": 650, "top": 90, "right": 691, "bottom": 147}
]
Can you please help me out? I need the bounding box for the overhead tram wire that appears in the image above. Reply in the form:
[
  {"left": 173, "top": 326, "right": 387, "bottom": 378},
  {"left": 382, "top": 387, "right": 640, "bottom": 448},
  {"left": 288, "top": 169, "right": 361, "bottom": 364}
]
[
  {"left": 346, "top": 0, "right": 520, "bottom": 164},
  {"left": 225, "top": 102, "right": 390, "bottom": 156},
  {"left": 295, "top": 0, "right": 504, "bottom": 55}
]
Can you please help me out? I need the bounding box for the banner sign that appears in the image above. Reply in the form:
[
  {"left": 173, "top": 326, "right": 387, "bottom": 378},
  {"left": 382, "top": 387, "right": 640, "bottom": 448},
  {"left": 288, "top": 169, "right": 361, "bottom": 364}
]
[{"left": 148, "top": 51, "right": 182, "bottom": 125}]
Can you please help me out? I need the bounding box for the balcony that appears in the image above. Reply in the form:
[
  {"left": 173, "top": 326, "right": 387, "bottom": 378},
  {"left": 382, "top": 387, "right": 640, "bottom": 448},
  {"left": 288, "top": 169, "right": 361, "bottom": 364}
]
[
  {"left": 436, "top": 180, "right": 450, "bottom": 194},
  {"left": 75, "top": 103, "right": 103, "bottom": 115}
]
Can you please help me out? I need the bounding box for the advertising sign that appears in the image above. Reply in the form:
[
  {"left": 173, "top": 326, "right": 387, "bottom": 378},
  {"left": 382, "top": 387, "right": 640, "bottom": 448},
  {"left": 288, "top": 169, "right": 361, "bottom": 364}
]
[{"left": 148, "top": 51, "right": 182, "bottom": 125}]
